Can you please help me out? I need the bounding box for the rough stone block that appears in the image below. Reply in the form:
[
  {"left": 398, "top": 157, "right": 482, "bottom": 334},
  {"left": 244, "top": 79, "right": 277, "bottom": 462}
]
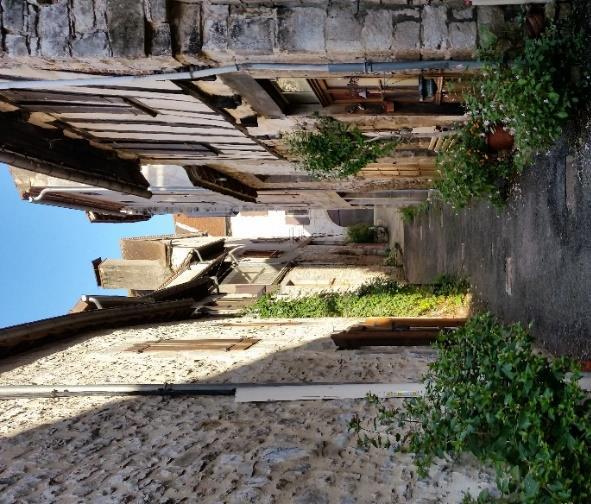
[
  {"left": 422, "top": 5, "right": 448, "bottom": 51},
  {"left": 391, "top": 7, "right": 420, "bottom": 21},
  {"left": 106, "top": 0, "right": 145, "bottom": 58},
  {"left": 326, "top": 6, "right": 363, "bottom": 54},
  {"left": 1, "top": 0, "right": 25, "bottom": 33},
  {"left": 229, "top": 9, "right": 274, "bottom": 55},
  {"left": 360, "top": 0, "right": 381, "bottom": 7},
  {"left": 94, "top": 0, "right": 108, "bottom": 31},
  {"left": 72, "top": 0, "right": 95, "bottom": 35},
  {"left": 449, "top": 21, "right": 477, "bottom": 52},
  {"left": 477, "top": 6, "right": 504, "bottom": 38},
  {"left": 277, "top": 7, "right": 326, "bottom": 53},
  {"left": 4, "top": 34, "right": 28, "bottom": 57},
  {"left": 25, "top": 4, "right": 38, "bottom": 37},
  {"left": 147, "top": 0, "right": 168, "bottom": 23},
  {"left": 451, "top": 6, "right": 474, "bottom": 21},
  {"left": 203, "top": 4, "right": 230, "bottom": 54},
  {"left": 361, "top": 10, "right": 393, "bottom": 53},
  {"left": 393, "top": 20, "right": 420, "bottom": 56},
  {"left": 380, "top": 0, "right": 412, "bottom": 5},
  {"left": 149, "top": 22, "right": 172, "bottom": 56},
  {"left": 169, "top": 1, "right": 201, "bottom": 58},
  {"left": 38, "top": 1, "right": 70, "bottom": 57},
  {"left": 71, "top": 31, "right": 111, "bottom": 57},
  {"left": 28, "top": 37, "right": 40, "bottom": 56}
]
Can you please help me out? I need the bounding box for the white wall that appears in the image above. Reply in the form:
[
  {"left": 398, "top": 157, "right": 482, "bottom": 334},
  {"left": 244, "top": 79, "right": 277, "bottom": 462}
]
[{"left": 230, "top": 209, "right": 347, "bottom": 239}]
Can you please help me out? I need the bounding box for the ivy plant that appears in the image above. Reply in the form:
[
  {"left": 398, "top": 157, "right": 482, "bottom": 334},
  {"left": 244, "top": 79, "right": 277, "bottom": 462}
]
[
  {"left": 435, "top": 14, "right": 588, "bottom": 208},
  {"left": 285, "top": 116, "right": 397, "bottom": 178},
  {"left": 349, "top": 314, "right": 591, "bottom": 503}
]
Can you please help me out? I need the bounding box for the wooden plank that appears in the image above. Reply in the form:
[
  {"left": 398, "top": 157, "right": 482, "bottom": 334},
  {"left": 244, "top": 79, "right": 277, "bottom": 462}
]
[
  {"left": 140, "top": 155, "right": 274, "bottom": 163},
  {"left": 210, "top": 144, "right": 267, "bottom": 151},
  {"left": 18, "top": 104, "right": 143, "bottom": 115},
  {"left": 58, "top": 112, "right": 229, "bottom": 125},
  {"left": 175, "top": 81, "right": 282, "bottom": 161},
  {"left": 90, "top": 131, "right": 258, "bottom": 143},
  {"left": 128, "top": 338, "right": 259, "bottom": 352},
  {"left": 54, "top": 85, "right": 208, "bottom": 103},
  {"left": 0, "top": 113, "right": 150, "bottom": 197},
  {"left": 363, "top": 317, "right": 466, "bottom": 328},
  {"left": 120, "top": 150, "right": 211, "bottom": 157},
  {"left": 66, "top": 115, "right": 232, "bottom": 128},
  {"left": 1, "top": 90, "right": 127, "bottom": 105},
  {"left": 235, "top": 383, "right": 426, "bottom": 402},
  {"left": 107, "top": 141, "right": 211, "bottom": 151},
  {"left": 220, "top": 73, "right": 285, "bottom": 119},
  {"left": 134, "top": 97, "right": 214, "bottom": 114},
  {"left": 75, "top": 122, "right": 244, "bottom": 136}
]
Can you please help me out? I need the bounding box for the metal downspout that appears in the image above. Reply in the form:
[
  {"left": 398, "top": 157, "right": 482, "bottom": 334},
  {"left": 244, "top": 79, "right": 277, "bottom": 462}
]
[{"left": 0, "top": 61, "right": 482, "bottom": 91}]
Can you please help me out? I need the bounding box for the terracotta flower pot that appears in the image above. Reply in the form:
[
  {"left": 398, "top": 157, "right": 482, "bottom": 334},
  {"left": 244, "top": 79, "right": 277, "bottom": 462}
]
[
  {"left": 487, "top": 126, "right": 514, "bottom": 152},
  {"left": 525, "top": 8, "right": 545, "bottom": 39}
]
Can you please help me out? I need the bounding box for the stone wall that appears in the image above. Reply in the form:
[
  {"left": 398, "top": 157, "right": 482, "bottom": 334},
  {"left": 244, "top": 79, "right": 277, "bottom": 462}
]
[
  {"left": 0, "top": 0, "right": 501, "bottom": 73},
  {"left": 203, "top": 0, "right": 483, "bottom": 63}
]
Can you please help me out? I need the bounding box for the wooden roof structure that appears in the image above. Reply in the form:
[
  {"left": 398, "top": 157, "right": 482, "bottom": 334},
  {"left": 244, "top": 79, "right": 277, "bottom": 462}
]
[{"left": 0, "top": 76, "right": 278, "bottom": 194}]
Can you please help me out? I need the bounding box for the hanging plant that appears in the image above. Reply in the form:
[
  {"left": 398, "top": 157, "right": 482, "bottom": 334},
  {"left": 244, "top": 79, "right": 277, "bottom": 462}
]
[{"left": 285, "top": 116, "right": 398, "bottom": 179}]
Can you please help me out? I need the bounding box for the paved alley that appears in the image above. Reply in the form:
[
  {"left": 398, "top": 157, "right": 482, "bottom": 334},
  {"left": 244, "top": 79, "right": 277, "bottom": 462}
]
[{"left": 404, "top": 120, "right": 591, "bottom": 358}]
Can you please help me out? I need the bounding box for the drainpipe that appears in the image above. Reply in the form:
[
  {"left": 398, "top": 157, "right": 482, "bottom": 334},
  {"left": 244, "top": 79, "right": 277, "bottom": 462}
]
[
  {"left": 29, "top": 186, "right": 211, "bottom": 203},
  {"left": 0, "top": 383, "right": 237, "bottom": 398},
  {"left": 0, "top": 61, "right": 482, "bottom": 91},
  {"left": 81, "top": 295, "right": 104, "bottom": 310},
  {"left": 29, "top": 186, "right": 111, "bottom": 202}
]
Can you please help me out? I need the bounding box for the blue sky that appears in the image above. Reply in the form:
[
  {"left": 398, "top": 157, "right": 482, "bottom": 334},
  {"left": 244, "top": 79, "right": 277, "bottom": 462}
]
[{"left": 0, "top": 165, "right": 173, "bottom": 328}]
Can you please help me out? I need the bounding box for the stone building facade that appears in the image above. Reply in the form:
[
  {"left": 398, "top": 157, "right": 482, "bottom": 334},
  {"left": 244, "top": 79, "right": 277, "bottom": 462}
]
[
  {"left": 0, "top": 1, "right": 493, "bottom": 68},
  {"left": 0, "top": 0, "right": 510, "bottom": 221}
]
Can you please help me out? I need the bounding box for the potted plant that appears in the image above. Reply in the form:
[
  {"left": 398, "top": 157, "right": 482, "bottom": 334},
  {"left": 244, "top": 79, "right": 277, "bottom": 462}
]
[
  {"left": 434, "top": 120, "right": 516, "bottom": 209},
  {"left": 525, "top": 6, "right": 546, "bottom": 39},
  {"left": 486, "top": 124, "right": 514, "bottom": 152}
]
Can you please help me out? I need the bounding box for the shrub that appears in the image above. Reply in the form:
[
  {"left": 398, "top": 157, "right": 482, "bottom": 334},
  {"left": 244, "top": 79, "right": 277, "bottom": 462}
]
[
  {"left": 401, "top": 201, "right": 431, "bottom": 223},
  {"left": 349, "top": 314, "right": 591, "bottom": 503},
  {"left": 432, "top": 274, "right": 470, "bottom": 296},
  {"left": 249, "top": 278, "right": 467, "bottom": 318},
  {"left": 347, "top": 224, "right": 376, "bottom": 243},
  {"left": 434, "top": 119, "right": 515, "bottom": 209},
  {"left": 435, "top": 18, "right": 588, "bottom": 208},
  {"left": 285, "top": 116, "right": 397, "bottom": 178}
]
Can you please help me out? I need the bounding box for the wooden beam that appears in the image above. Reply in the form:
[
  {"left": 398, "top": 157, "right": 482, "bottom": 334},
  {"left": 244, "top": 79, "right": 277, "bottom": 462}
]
[
  {"left": 0, "top": 112, "right": 151, "bottom": 197},
  {"left": 331, "top": 317, "right": 466, "bottom": 349},
  {"left": 174, "top": 81, "right": 282, "bottom": 160},
  {"left": 184, "top": 165, "right": 258, "bottom": 203},
  {"left": 220, "top": 73, "right": 285, "bottom": 119}
]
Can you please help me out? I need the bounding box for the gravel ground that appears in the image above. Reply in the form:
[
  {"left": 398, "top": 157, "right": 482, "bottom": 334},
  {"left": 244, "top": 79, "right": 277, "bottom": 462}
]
[{"left": 0, "top": 317, "right": 497, "bottom": 503}]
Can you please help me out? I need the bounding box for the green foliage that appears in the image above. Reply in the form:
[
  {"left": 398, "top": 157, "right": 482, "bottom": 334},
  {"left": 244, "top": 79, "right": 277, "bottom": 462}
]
[
  {"left": 249, "top": 278, "right": 467, "bottom": 318},
  {"left": 432, "top": 274, "right": 470, "bottom": 296},
  {"left": 349, "top": 314, "right": 591, "bottom": 503},
  {"left": 383, "top": 243, "right": 404, "bottom": 268},
  {"left": 401, "top": 201, "right": 431, "bottom": 223},
  {"left": 434, "top": 120, "right": 515, "bottom": 209},
  {"left": 436, "top": 19, "right": 588, "bottom": 208},
  {"left": 285, "top": 116, "right": 397, "bottom": 178},
  {"left": 347, "top": 224, "right": 377, "bottom": 243}
]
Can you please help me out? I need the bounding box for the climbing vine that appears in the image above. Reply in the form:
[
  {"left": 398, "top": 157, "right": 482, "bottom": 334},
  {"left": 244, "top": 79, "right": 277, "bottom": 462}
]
[{"left": 349, "top": 314, "right": 591, "bottom": 503}]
